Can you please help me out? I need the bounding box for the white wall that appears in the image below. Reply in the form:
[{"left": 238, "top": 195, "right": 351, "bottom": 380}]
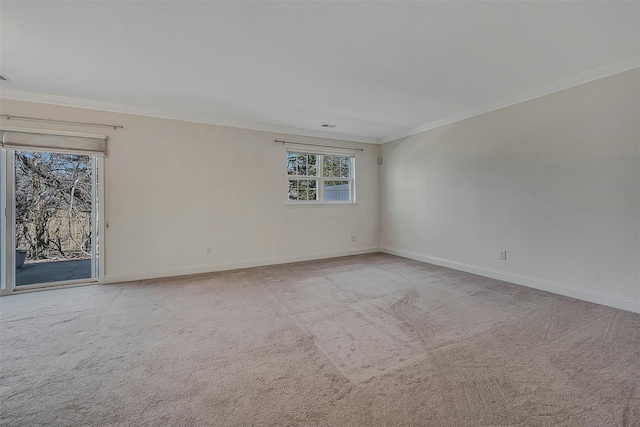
[
  {"left": 2, "top": 70, "right": 638, "bottom": 313},
  {"left": 0, "top": 100, "right": 380, "bottom": 282},
  {"left": 380, "top": 69, "right": 640, "bottom": 313}
]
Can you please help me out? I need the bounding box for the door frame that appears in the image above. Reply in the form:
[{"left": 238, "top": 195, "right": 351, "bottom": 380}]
[{"left": 0, "top": 147, "right": 105, "bottom": 294}]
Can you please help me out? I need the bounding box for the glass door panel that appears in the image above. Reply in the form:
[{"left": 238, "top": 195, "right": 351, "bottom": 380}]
[{"left": 14, "top": 150, "right": 98, "bottom": 287}]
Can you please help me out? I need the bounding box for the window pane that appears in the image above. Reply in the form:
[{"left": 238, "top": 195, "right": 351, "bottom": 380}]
[
  {"left": 287, "top": 153, "right": 297, "bottom": 175},
  {"left": 288, "top": 179, "right": 298, "bottom": 200},
  {"left": 323, "top": 156, "right": 350, "bottom": 178},
  {"left": 340, "top": 158, "right": 351, "bottom": 177},
  {"left": 287, "top": 152, "right": 317, "bottom": 176},
  {"left": 323, "top": 156, "right": 335, "bottom": 177},
  {"left": 324, "top": 180, "right": 350, "bottom": 201},
  {"left": 304, "top": 180, "right": 317, "bottom": 200},
  {"left": 288, "top": 179, "right": 318, "bottom": 201}
]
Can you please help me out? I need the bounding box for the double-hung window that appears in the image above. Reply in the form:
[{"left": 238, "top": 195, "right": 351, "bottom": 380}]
[{"left": 287, "top": 151, "right": 355, "bottom": 204}]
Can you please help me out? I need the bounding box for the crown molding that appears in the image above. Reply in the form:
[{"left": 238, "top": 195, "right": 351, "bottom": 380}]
[
  {"left": 2, "top": 56, "right": 637, "bottom": 146},
  {"left": 380, "top": 56, "right": 640, "bottom": 144},
  {"left": 0, "top": 89, "right": 379, "bottom": 145}
]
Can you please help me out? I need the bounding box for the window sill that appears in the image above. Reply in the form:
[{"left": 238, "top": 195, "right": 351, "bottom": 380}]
[{"left": 285, "top": 202, "right": 357, "bottom": 208}]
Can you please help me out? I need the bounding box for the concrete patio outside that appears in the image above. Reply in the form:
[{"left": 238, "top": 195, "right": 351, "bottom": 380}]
[{"left": 16, "top": 259, "right": 92, "bottom": 286}]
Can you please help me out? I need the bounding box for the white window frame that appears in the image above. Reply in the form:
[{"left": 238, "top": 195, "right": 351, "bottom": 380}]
[{"left": 286, "top": 150, "right": 356, "bottom": 205}]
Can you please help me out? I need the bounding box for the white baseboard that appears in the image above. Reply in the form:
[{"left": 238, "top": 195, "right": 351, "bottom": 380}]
[
  {"left": 103, "top": 247, "right": 380, "bottom": 284},
  {"left": 381, "top": 247, "right": 640, "bottom": 314}
]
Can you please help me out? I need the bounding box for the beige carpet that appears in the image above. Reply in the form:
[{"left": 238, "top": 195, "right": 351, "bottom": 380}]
[{"left": 1, "top": 253, "right": 638, "bottom": 426}]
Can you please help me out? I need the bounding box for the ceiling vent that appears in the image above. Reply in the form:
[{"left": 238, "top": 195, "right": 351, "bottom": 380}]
[{"left": 320, "top": 124, "right": 337, "bottom": 128}]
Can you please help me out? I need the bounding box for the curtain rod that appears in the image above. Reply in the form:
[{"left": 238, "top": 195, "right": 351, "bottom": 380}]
[
  {"left": 275, "top": 139, "right": 363, "bottom": 152},
  {"left": 1, "top": 114, "right": 124, "bottom": 130}
]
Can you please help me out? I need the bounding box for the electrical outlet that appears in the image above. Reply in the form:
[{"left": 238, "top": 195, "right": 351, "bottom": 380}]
[
  {"left": 351, "top": 235, "right": 356, "bottom": 242},
  {"left": 500, "top": 251, "right": 507, "bottom": 260},
  {"left": 206, "top": 246, "right": 212, "bottom": 255}
]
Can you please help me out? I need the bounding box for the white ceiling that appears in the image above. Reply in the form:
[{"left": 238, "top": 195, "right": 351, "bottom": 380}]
[{"left": 1, "top": 1, "right": 638, "bottom": 144}]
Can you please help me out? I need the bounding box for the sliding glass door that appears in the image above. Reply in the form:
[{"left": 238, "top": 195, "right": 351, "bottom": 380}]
[
  {"left": 0, "top": 129, "right": 105, "bottom": 293},
  {"left": 12, "top": 150, "right": 98, "bottom": 287}
]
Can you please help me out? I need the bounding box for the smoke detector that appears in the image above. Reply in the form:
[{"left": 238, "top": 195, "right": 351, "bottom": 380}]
[{"left": 320, "top": 124, "right": 337, "bottom": 128}]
